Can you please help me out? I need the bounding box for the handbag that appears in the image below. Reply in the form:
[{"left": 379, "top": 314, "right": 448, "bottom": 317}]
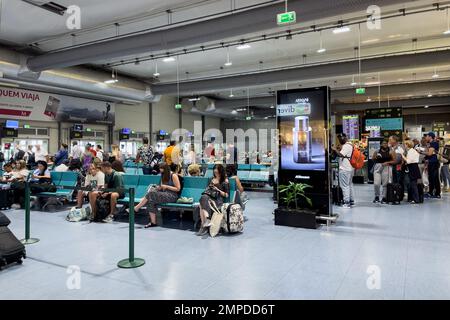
[
  {"left": 202, "top": 185, "right": 219, "bottom": 200},
  {"left": 208, "top": 200, "right": 224, "bottom": 238}
]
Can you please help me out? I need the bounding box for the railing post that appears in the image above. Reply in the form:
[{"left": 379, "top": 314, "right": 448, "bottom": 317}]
[
  {"left": 117, "top": 187, "right": 145, "bottom": 268},
  {"left": 20, "top": 181, "right": 39, "bottom": 245}
]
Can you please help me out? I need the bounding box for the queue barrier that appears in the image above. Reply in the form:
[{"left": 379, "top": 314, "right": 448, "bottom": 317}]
[{"left": 20, "top": 181, "right": 145, "bottom": 269}]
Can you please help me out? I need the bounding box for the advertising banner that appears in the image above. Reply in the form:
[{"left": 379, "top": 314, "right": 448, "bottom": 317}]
[
  {"left": 0, "top": 86, "right": 115, "bottom": 125},
  {"left": 277, "top": 91, "right": 327, "bottom": 171}
]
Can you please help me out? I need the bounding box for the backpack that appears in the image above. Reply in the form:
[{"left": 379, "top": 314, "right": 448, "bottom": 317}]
[
  {"left": 95, "top": 198, "right": 110, "bottom": 222},
  {"left": 0, "top": 152, "right": 4, "bottom": 163},
  {"left": 348, "top": 144, "right": 365, "bottom": 169},
  {"left": 15, "top": 150, "right": 25, "bottom": 161},
  {"left": 221, "top": 203, "right": 244, "bottom": 234}
]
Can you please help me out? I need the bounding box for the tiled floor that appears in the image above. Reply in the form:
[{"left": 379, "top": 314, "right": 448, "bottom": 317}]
[{"left": 1, "top": 185, "right": 450, "bottom": 300}]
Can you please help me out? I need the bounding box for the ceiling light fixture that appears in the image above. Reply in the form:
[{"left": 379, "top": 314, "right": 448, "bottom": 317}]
[
  {"left": 224, "top": 47, "right": 233, "bottom": 66},
  {"left": 350, "top": 75, "right": 357, "bottom": 86},
  {"left": 153, "top": 61, "right": 160, "bottom": 77},
  {"left": 365, "top": 81, "right": 381, "bottom": 86},
  {"left": 229, "top": 89, "right": 234, "bottom": 98},
  {"left": 231, "top": 110, "right": 238, "bottom": 115},
  {"left": 237, "top": 43, "right": 251, "bottom": 50},
  {"left": 367, "top": 97, "right": 372, "bottom": 102},
  {"left": 424, "top": 105, "right": 429, "bottom": 109},
  {"left": 163, "top": 56, "right": 176, "bottom": 63},
  {"left": 188, "top": 97, "right": 201, "bottom": 102},
  {"left": 317, "top": 30, "right": 326, "bottom": 53},
  {"left": 104, "top": 69, "right": 118, "bottom": 84},
  {"left": 361, "top": 38, "right": 380, "bottom": 44},
  {"left": 333, "top": 22, "right": 350, "bottom": 34},
  {"left": 444, "top": 8, "right": 450, "bottom": 35},
  {"left": 432, "top": 68, "right": 440, "bottom": 79},
  {"left": 270, "top": 105, "right": 275, "bottom": 109}
]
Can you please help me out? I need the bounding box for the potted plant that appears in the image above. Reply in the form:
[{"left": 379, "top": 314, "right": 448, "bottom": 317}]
[{"left": 274, "top": 182, "right": 318, "bottom": 229}]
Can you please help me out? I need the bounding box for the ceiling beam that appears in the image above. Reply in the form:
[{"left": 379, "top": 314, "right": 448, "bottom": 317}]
[
  {"left": 332, "top": 96, "right": 450, "bottom": 112},
  {"left": 26, "top": 0, "right": 408, "bottom": 72},
  {"left": 152, "top": 49, "right": 450, "bottom": 95}
]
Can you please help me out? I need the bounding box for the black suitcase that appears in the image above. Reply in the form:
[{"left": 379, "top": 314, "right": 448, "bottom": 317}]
[
  {"left": 387, "top": 183, "right": 404, "bottom": 204},
  {"left": 0, "top": 212, "right": 26, "bottom": 270},
  {"left": 332, "top": 186, "right": 343, "bottom": 205},
  {"left": 0, "top": 189, "right": 13, "bottom": 210}
]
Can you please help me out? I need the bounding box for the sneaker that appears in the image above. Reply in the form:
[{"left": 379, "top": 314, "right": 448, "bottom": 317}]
[
  {"left": 350, "top": 200, "right": 355, "bottom": 206},
  {"left": 424, "top": 193, "right": 431, "bottom": 199},
  {"left": 102, "top": 215, "right": 114, "bottom": 223},
  {"left": 380, "top": 198, "right": 387, "bottom": 204},
  {"left": 196, "top": 227, "right": 208, "bottom": 236},
  {"left": 341, "top": 203, "right": 351, "bottom": 209},
  {"left": 432, "top": 195, "right": 442, "bottom": 199},
  {"left": 373, "top": 197, "right": 380, "bottom": 203},
  {"left": 203, "top": 219, "right": 212, "bottom": 228}
]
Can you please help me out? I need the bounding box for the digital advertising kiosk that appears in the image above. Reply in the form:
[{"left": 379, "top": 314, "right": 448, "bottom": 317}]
[{"left": 276, "top": 87, "right": 333, "bottom": 228}]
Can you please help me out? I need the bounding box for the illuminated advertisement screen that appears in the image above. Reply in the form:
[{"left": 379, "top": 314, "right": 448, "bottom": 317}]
[
  {"left": 343, "top": 115, "right": 359, "bottom": 140},
  {"left": 277, "top": 88, "right": 327, "bottom": 171},
  {"left": 365, "top": 118, "right": 403, "bottom": 131}
]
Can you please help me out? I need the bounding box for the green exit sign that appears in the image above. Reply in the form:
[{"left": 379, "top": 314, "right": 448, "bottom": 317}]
[
  {"left": 356, "top": 87, "right": 366, "bottom": 94},
  {"left": 23, "top": 124, "right": 31, "bottom": 129},
  {"left": 277, "top": 11, "right": 296, "bottom": 25},
  {"left": 175, "top": 104, "right": 182, "bottom": 110},
  {"left": 246, "top": 116, "right": 252, "bottom": 121},
  {"left": 86, "top": 128, "right": 92, "bottom": 132}
]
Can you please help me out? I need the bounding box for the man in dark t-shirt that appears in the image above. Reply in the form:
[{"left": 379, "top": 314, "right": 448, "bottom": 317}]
[{"left": 423, "top": 132, "right": 441, "bottom": 198}]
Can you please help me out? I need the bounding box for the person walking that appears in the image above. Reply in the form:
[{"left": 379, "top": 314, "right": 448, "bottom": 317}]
[
  {"left": 332, "top": 133, "right": 355, "bottom": 209},
  {"left": 70, "top": 141, "right": 82, "bottom": 160}
]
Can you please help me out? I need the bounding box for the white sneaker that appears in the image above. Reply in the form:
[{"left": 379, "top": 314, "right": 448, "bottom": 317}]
[{"left": 341, "top": 203, "right": 352, "bottom": 209}]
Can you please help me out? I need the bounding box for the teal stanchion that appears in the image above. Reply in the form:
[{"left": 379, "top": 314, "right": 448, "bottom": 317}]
[
  {"left": 20, "top": 181, "right": 39, "bottom": 245},
  {"left": 117, "top": 187, "right": 145, "bottom": 268}
]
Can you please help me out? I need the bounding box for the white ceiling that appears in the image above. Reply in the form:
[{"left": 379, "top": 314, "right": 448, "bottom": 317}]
[{"left": 1, "top": 0, "right": 450, "bottom": 112}]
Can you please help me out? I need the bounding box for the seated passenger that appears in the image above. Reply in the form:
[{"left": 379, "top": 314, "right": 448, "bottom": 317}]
[
  {"left": 1, "top": 162, "right": 14, "bottom": 183},
  {"left": 89, "top": 162, "right": 125, "bottom": 223},
  {"left": 226, "top": 164, "right": 247, "bottom": 208},
  {"left": 187, "top": 164, "right": 201, "bottom": 176},
  {"left": 197, "top": 164, "right": 229, "bottom": 236},
  {"left": 10, "top": 160, "right": 30, "bottom": 208},
  {"left": 130, "top": 163, "right": 180, "bottom": 228},
  {"left": 55, "top": 159, "right": 70, "bottom": 172},
  {"left": 111, "top": 160, "right": 125, "bottom": 174},
  {"left": 30, "top": 161, "right": 54, "bottom": 194},
  {"left": 75, "top": 163, "right": 105, "bottom": 209}
]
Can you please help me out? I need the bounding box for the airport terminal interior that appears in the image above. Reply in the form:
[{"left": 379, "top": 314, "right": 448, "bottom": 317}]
[{"left": 1, "top": 0, "right": 450, "bottom": 300}]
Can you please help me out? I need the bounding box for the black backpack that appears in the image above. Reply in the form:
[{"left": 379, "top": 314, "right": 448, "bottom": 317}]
[
  {"left": 95, "top": 198, "right": 110, "bottom": 222},
  {"left": 15, "top": 150, "right": 25, "bottom": 161},
  {"left": 27, "top": 152, "right": 35, "bottom": 165}
]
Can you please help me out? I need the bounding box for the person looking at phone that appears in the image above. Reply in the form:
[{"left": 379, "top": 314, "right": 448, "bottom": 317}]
[
  {"left": 129, "top": 163, "right": 180, "bottom": 228},
  {"left": 75, "top": 164, "right": 105, "bottom": 209},
  {"left": 197, "top": 164, "right": 229, "bottom": 236}
]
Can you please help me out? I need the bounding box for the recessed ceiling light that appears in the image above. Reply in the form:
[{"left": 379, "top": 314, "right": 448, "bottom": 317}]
[
  {"left": 424, "top": 105, "right": 429, "bottom": 108},
  {"left": 365, "top": 81, "right": 381, "bottom": 86},
  {"left": 224, "top": 61, "right": 233, "bottom": 67},
  {"left": 104, "top": 79, "right": 118, "bottom": 84},
  {"left": 163, "top": 57, "right": 176, "bottom": 62},
  {"left": 432, "top": 73, "right": 440, "bottom": 79},
  {"left": 188, "top": 97, "right": 201, "bottom": 102},
  {"left": 351, "top": 82, "right": 357, "bottom": 86},
  {"left": 427, "top": 94, "right": 433, "bottom": 97},
  {"left": 153, "top": 72, "right": 160, "bottom": 77},
  {"left": 231, "top": 110, "right": 238, "bottom": 114},
  {"left": 367, "top": 97, "right": 372, "bottom": 102},
  {"left": 270, "top": 105, "right": 275, "bottom": 109},
  {"left": 317, "top": 48, "right": 326, "bottom": 53},
  {"left": 361, "top": 38, "right": 380, "bottom": 44},
  {"left": 333, "top": 26, "right": 350, "bottom": 34},
  {"left": 237, "top": 44, "right": 251, "bottom": 50}
]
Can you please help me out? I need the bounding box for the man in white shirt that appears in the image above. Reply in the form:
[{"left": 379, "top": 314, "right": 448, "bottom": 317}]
[
  {"left": 70, "top": 141, "right": 82, "bottom": 160},
  {"left": 332, "top": 133, "right": 355, "bottom": 208},
  {"left": 34, "top": 144, "right": 48, "bottom": 162}
]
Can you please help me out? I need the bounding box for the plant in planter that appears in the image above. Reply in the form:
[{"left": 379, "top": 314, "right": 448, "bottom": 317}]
[
  {"left": 275, "top": 182, "right": 318, "bottom": 229},
  {"left": 279, "top": 182, "right": 312, "bottom": 210}
]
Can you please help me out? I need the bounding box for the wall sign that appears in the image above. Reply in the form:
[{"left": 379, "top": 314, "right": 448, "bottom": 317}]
[{"left": 0, "top": 87, "right": 116, "bottom": 125}]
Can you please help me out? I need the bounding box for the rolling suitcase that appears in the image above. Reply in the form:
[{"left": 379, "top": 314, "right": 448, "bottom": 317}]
[
  {"left": 0, "top": 212, "right": 26, "bottom": 270},
  {"left": 386, "top": 183, "right": 403, "bottom": 204}
]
